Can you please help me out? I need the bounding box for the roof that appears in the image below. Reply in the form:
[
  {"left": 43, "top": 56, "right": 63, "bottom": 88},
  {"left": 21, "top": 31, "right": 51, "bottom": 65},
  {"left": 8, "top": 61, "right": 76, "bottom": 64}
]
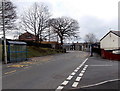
[
  {"left": 112, "top": 31, "right": 120, "bottom": 37},
  {"left": 100, "top": 31, "right": 120, "bottom": 41},
  {"left": 19, "top": 32, "right": 35, "bottom": 36},
  {"left": 7, "top": 41, "right": 27, "bottom": 45}
]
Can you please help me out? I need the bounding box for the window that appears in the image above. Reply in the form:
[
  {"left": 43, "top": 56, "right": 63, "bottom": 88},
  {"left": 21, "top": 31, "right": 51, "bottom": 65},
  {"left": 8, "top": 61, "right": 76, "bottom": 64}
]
[{"left": 26, "top": 36, "right": 32, "bottom": 39}]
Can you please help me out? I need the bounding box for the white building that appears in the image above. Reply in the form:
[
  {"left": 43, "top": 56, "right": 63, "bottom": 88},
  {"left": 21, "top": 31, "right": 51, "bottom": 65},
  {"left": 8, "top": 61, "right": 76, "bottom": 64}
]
[{"left": 100, "top": 31, "right": 120, "bottom": 51}]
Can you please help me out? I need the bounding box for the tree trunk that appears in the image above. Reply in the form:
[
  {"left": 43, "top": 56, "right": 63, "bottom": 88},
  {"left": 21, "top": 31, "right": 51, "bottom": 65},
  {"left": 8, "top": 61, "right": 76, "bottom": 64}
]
[
  {"left": 60, "top": 37, "right": 63, "bottom": 45},
  {"left": 39, "top": 32, "right": 42, "bottom": 44}
]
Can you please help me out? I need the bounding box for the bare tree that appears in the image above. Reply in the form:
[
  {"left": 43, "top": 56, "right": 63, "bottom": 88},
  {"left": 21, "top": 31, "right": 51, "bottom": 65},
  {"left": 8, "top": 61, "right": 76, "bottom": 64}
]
[
  {"left": 20, "top": 2, "right": 51, "bottom": 42},
  {"left": 84, "top": 33, "right": 98, "bottom": 43},
  {"left": 48, "top": 17, "right": 80, "bottom": 45},
  {"left": 41, "top": 27, "right": 58, "bottom": 42},
  {"left": 0, "top": 0, "right": 17, "bottom": 34}
]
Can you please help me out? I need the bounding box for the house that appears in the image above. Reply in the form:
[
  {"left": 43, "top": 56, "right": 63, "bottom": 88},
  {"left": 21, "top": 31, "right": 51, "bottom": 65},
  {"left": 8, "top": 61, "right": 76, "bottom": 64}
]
[
  {"left": 100, "top": 31, "right": 120, "bottom": 50},
  {"left": 62, "top": 43, "right": 73, "bottom": 50},
  {"left": 62, "top": 42, "right": 90, "bottom": 51},
  {"left": 100, "top": 31, "right": 120, "bottom": 60},
  {"left": 74, "top": 42, "right": 89, "bottom": 51},
  {"left": 19, "top": 32, "right": 37, "bottom": 41}
]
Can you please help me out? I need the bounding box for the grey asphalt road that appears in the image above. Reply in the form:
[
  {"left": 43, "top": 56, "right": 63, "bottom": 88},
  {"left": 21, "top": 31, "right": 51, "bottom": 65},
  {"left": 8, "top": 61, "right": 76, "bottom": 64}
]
[
  {"left": 2, "top": 51, "right": 88, "bottom": 90},
  {"left": 63, "top": 55, "right": 120, "bottom": 91},
  {"left": 2, "top": 51, "right": 120, "bottom": 91}
]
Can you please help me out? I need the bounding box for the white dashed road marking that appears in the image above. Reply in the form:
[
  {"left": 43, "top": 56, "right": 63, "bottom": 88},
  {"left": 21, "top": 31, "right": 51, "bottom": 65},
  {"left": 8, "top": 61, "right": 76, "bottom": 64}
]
[
  {"left": 67, "top": 75, "right": 73, "bottom": 80},
  {"left": 83, "top": 68, "right": 86, "bottom": 71},
  {"left": 76, "top": 77, "right": 81, "bottom": 81},
  {"left": 56, "top": 86, "right": 64, "bottom": 91},
  {"left": 71, "top": 72, "right": 76, "bottom": 76},
  {"left": 61, "top": 81, "right": 69, "bottom": 85},
  {"left": 72, "top": 82, "right": 79, "bottom": 87},
  {"left": 55, "top": 58, "right": 88, "bottom": 90},
  {"left": 76, "top": 67, "right": 80, "bottom": 70},
  {"left": 85, "top": 65, "right": 88, "bottom": 67},
  {"left": 84, "top": 65, "right": 88, "bottom": 69},
  {"left": 81, "top": 70, "right": 85, "bottom": 73},
  {"left": 74, "top": 69, "right": 78, "bottom": 72},
  {"left": 79, "top": 73, "right": 83, "bottom": 76}
]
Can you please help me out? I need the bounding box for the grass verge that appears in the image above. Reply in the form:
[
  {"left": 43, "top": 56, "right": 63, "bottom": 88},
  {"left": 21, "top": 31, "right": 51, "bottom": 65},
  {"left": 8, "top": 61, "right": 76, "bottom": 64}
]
[{"left": 27, "top": 46, "right": 65, "bottom": 58}]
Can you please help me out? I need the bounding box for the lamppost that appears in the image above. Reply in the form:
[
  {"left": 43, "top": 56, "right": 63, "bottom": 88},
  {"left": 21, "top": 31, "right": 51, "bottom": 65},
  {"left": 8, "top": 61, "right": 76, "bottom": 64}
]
[{"left": 2, "top": 0, "right": 7, "bottom": 64}]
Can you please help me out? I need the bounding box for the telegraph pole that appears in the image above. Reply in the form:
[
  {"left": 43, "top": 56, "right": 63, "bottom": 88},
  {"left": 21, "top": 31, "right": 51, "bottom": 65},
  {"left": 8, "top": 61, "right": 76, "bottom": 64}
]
[
  {"left": 2, "top": 0, "right": 7, "bottom": 64},
  {"left": 48, "top": 27, "right": 50, "bottom": 42}
]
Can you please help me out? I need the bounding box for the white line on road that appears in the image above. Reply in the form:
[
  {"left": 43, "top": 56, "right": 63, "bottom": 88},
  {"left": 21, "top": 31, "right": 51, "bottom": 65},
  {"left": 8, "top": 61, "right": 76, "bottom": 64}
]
[
  {"left": 67, "top": 75, "right": 73, "bottom": 80},
  {"left": 74, "top": 69, "right": 78, "bottom": 72},
  {"left": 76, "top": 77, "right": 81, "bottom": 81},
  {"left": 84, "top": 67, "right": 88, "bottom": 69},
  {"left": 72, "top": 82, "right": 79, "bottom": 87},
  {"left": 55, "top": 58, "right": 89, "bottom": 90},
  {"left": 61, "top": 81, "right": 69, "bottom": 85},
  {"left": 80, "top": 79, "right": 120, "bottom": 88},
  {"left": 84, "top": 65, "right": 88, "bottom": 69},
  {"left": 76, "top": 67, "right": 80, "bottom": 70},
  {"left": 89, "top": 65, "right": 113, "bottom": 66},
  {"left": 83, "top": 68, "right": 86, "bottom": 71},
  {"left": 81, "top": 70, "right": 85, "bottom": 73},
  {"left": 79, "top": 58, "right": 88, "bottom": 68},
  {"left": 85, "top": 65, "right": 88, "bottom": 67},
  {"left": 56, "top": 86, "right": 64, "bottom": 91},
  {"left": 71, "top": 72, "right": 76, "bottom": 76},
  {"left": 79, "top": 73, "right": 83, "bottom": 76}
]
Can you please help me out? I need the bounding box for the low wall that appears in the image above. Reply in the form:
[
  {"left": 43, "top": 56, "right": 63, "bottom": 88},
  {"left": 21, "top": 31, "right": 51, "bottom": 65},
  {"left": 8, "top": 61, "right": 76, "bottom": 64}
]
[{"left": 101, "top": 49, "right": 120, "bottom": 61}]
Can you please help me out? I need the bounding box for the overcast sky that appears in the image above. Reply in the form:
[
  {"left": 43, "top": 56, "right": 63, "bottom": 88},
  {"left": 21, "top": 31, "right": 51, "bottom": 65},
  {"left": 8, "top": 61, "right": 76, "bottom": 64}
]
[{"left": 3, "top": 0, "right": 119, "bottom": 42}]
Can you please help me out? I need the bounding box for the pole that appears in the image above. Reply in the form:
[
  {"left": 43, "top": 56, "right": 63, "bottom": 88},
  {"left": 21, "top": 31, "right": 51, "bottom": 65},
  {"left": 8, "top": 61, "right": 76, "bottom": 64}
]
[
  {"left": 2, "top": 0, "right": 7, "bottom": 64},
  {"left": 48, "top": 27, "right": 50, "bottom": 42}
]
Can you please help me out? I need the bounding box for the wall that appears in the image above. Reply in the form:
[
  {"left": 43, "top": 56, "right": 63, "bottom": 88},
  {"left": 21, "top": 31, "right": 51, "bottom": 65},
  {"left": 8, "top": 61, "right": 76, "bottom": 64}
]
[
  {"left": 19, "top": 32, "right": 36, "bottom": 41},
  {"left": 101, "top": 49, "right": 120, "bottom": 61},
  {"left": 100, "top": 32, "right": 120, "bottom": 50}
]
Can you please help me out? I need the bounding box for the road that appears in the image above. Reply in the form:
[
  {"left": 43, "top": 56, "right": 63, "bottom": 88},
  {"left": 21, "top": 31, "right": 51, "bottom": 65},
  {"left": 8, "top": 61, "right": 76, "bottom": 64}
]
[{"left": 2, "top": 51, "right": 120, "bottom": 91}]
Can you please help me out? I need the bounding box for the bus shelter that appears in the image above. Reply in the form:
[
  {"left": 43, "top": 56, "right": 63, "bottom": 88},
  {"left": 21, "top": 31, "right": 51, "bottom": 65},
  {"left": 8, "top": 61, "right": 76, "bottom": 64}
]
[{"left": 7, "top": 41, "right": 27, "bottom": 63}]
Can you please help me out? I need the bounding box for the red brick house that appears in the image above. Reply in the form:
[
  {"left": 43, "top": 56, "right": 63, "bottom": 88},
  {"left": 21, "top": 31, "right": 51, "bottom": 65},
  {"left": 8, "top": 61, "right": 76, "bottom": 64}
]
[{"left": 19, "top": 32, "right": 37, "bottom": 41}]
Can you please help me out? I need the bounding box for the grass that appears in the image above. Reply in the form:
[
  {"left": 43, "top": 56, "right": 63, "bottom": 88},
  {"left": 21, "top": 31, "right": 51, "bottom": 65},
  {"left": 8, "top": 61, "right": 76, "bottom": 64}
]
[
  {"left": 27, "top": 46, "right": 64, "bottom": 58},
  {"left": 1, "top": 45, "right": 65, "bottom": 60}
]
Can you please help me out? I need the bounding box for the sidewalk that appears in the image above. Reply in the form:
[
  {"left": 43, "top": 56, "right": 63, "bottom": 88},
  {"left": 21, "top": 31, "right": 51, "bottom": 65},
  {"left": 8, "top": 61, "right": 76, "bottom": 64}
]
[{"left": 2, "top": 54, "right": 55, "bottom": 75}]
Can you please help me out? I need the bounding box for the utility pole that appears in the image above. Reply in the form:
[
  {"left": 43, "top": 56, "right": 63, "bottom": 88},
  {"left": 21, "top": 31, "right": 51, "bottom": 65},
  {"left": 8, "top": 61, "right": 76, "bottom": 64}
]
[
  {"left": 48, "top": 27, "right": 50, "bottom": 42},
  {"left": 2, "top": 0, "right": 7, "bottom": 64}
]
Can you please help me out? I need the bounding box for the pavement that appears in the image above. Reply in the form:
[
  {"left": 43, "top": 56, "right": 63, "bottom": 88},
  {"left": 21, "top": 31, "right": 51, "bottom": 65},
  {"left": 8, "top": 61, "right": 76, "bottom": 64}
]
[{"left": 1, "top": 51, "right": 120, "bottom": 91}]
